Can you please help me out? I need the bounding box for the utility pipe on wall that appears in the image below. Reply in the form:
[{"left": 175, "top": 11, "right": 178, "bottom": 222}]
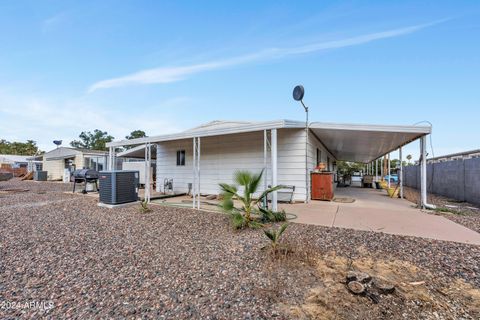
[{"left": 305, "top": 109, "right": 309, "bottom": 203}]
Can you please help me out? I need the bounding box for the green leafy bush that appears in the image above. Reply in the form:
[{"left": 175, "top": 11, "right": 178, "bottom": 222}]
[
  {"left": 259, "top": 207, "right": 287, "bottom": 223},
  {"left": 264, "top": 223, "right": 288, "bottom": 252},
  {"left": 219, "top": 170, "right": 283, "bottom": 229}
]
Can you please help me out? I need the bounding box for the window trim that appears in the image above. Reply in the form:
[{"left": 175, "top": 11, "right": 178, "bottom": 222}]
[{"left": 176, "top": 150, "right": 186, "bottom": 166}]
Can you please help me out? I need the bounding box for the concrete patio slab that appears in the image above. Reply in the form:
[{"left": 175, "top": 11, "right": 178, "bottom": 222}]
[{"left": 280, "top": 187, "right": 480, "bottom": 245}]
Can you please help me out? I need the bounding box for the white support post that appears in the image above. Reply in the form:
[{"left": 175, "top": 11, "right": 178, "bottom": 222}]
[
  {"left": 387, "top": 153, "right": 391, "bottom": 188},
  {"left": 381, "top": 157, "right": 384, "bottom": 179},
  {"left": 148, "top": 143, "right": 151, "bottom": 202},
  {"left": 144, "top": 143, "right": 147, "bottom": 195},
  {"left": 192, "top": 138, "right": 196, "bottom": 209},
  {"left": 144, "top": 143, "right": 151, "bottom": 203},
  {"left": 420, "top": 136, "right": 427, "bottom": 208},
  {"left": 263, "top": 130, "right": 268, "bottom": 209},
  {"left": 305, "top": 123, "right": 310, "bottom": 203},
  {"left": 197, "top": 137, "right": 201, "bottom": 210},
  {"left": 271, "top": 129, "right": 278, "bottom": 212},
  {"left": 112, "top": 148, "right": 116, "bottom": 171},
  {"left": 192, "top": 137, "right": 201, "bottom": 210},
  {"left": 399, "top": 147, "right": 403, "bottom": 199},
  {"left": 155, "top": 144, "right": 160, "bottom": 193},
  {"left": 108, "top": 147, "right": 113, "bottom": 170},
  {"left": 375, "top": 159, "right": 378, "bottom": 181}
]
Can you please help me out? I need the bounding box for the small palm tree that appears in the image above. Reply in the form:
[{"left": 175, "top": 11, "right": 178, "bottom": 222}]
[
  {"left": 264, "top": 223, "right": 288, "bottom": 252},
  {"left": 219, "top": 170, "right": 283, "bottom": 229}
]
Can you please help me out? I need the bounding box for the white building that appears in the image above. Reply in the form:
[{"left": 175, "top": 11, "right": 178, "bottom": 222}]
[
  {"left": 40, "top": 147, "right": 108, "bottom": 180},
  {"left": 426, "top": 149, "right": 480, "bottom": 164},
  {"left": 0, "top": 154, "right": 31, "bottom": 167},
  {"left": 111, "top": 120, "right": 432, "bottom": 210}
]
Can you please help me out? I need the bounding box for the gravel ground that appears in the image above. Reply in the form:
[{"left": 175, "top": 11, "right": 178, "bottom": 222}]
[
  {"left": 403, "top": 186, "right": 480, "bottom": 233},
  {"left": 1, "top": 179, "right": 480, "bottom": 319}
]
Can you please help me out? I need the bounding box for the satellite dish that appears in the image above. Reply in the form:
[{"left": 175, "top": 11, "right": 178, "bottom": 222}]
[
  {"left": 293, "top": 85, "right": 304, "bottom": 101},
  {"left": 53, "top": 140, "right": 62, "bottom": 147}
]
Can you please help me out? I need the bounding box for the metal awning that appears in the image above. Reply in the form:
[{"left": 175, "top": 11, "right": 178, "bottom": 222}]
[
  {"left": 107, "top": 120, "right": 305, "bottom": 148},
  {"left": 111, "top": 119, "right": 431, "bottom": 163},
  {"left": 118, "top": 144, "right": 158, "bottom": 159},
  {"left": 309, "top": 122, "right": 431, "bottom": 163}
]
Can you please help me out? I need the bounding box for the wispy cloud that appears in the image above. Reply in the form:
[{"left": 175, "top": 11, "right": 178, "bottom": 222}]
[
  {"left": 0, "top": 93, "right": 186, "bottom": 151},
  {"left": 42, "top": 12, "right": 69, "bottom": 33},
  {"left": 88, "top": 20, "right": 444, "bottom": 93}
]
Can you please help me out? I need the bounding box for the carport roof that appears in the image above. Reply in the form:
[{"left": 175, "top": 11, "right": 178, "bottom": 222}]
[
  {"left": 309, "top": 122, "right": 431, "bottom": 163},
  {"left": 112, "top": 120, "right": 431, "bottom": 163}
]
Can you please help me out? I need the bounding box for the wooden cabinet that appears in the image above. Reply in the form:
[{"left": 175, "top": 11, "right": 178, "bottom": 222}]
[{"left": 311, "top": 172, "right": 334, "bottom": 201}]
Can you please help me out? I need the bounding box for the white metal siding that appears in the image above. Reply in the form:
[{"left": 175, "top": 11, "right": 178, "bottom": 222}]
[
  {"left": 156, "top": 132, "right": 270, "bottom": 196},
  {"left": 308, "top": 130, "right": 337, "bottom": 194},
  {"left": 43, "top": 159, "right": 64, "bottom": 180},
  {"left": 155, "top": 129, "right": 335, "bottom": 202}
]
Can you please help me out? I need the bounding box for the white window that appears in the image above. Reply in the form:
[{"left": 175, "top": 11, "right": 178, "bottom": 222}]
[{"left": 176, "top": 150, "right": 185, "bottom": 166}]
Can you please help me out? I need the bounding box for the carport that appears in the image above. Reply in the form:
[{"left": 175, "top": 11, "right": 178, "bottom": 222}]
[{"left": 309, "top": 122, "right": 433, "bottom": 208}]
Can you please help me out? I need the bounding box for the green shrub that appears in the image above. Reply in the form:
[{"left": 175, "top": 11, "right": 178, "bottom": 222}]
[
  {"left": 139, "top": 200, "right": 152, "bottom": 214},
  {"left": 259, "top": 207, "right": 287, "bottom": 223},
  {"left": 219, "top": 170, "right": 283, "bottom": 229},
  {"left": 264, "top": 223, "right": 288, "bottom": 252}
]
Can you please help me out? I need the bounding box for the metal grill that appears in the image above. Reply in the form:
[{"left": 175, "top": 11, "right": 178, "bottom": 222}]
[{"left": 72, "top": 169, "right": 99, "bottom": 194}]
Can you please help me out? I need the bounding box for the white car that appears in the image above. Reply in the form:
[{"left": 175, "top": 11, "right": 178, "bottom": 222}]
[{"left": 351, "top": 172, "right": 363, "bottom": 187}]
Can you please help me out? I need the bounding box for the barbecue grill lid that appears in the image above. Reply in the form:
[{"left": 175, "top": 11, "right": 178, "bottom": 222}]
[{"left": 73, "top": 169, "right": 99, "bottom": 178}]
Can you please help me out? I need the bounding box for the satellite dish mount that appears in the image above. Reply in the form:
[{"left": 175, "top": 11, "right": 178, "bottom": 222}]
[
  {"left": 292, "top": 85, "right": 310, "bottom": 203},
  {"left": 53, "top": 140, "right": 62, "bottom": 148},
  {"left": 293, "top": 85, "right": 307, "bottom": 112}
]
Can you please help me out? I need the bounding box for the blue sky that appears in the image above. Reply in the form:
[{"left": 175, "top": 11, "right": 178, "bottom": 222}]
[{"left": 0, "top": 1, "right": 479, "bottom": 159}]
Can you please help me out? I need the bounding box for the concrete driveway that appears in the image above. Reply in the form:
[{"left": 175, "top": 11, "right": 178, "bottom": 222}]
[{"left": 280, "top": 187, "right": 480, "bottom": 245}]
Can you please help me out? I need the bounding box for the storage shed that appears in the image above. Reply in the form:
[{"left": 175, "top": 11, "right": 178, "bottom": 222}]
[{"left": 41, "top": 147, "right": 108, "bottom": 181}]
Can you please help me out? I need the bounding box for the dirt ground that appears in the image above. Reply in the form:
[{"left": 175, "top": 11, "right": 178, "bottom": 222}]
[
  {"left": 403, "top": 186, "right": 480, "bottom": 233},
  {"left": 281, "top": 251, "right": 480, "bottom": 319},
  {"left": 1, "top": 179, "right": 479, "bottom": 319}
]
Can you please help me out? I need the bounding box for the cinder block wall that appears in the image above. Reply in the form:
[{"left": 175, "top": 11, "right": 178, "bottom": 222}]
[{"left": 403, "top": 158, "right": 480, "bottom": 205}]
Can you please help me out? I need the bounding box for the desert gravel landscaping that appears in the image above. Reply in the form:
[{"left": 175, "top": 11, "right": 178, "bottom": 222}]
[{"left": 1, "top": 179, "right": 480, "bottom": 319}]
